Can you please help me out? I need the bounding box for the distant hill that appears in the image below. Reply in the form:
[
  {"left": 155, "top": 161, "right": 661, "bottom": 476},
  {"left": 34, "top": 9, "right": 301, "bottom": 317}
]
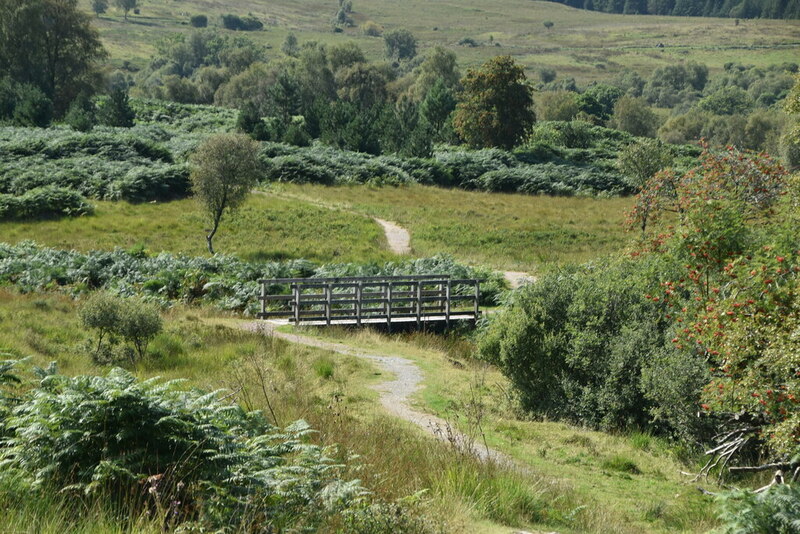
[{"left": 543, "top": 0, "right": 800, "bottom": 19}]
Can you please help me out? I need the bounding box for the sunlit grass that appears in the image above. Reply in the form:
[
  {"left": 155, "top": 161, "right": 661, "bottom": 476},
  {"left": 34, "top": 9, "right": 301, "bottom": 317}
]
[
  {"left": 88, "top": 0, "right": 800, "bottom": 85},
  {"left": 276, "top": 183, "right": 634, "bottom": 272},
  {"left": 0, "top": 193, "right": 396, "bottom": 264}
]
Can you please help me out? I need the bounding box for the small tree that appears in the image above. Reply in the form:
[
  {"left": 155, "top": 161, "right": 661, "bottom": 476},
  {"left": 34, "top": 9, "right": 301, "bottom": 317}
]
[
  {"left": 190, "top": 134, "right": 261, "bottom": 254},
  {"left": 383, "top": 28, "right": 417, "bottom": 60},
  {"left": 608, "top": 95, "right": 659, "bottom": 137},
  {"left": 543, "top": 20, "right": 554, "bottom": 29},
  {"left": 97, "top": 88, "right": 134, "bottom": 127},
  {"left": 617, "top": 138, "right": 673, "bottom": 192},
  {"left": 80, "top": 292, "right": 123, "bottom": 358},
  {"left": 281, "top": 33, "right": 299, "bottom": 57},
  {"left": 119, "top": 301, "right": 162, "bottom": 364},
  {"left": 115, "top": 0, "right": 137, "bottom": 21},
  {"left": 419, "top": 78, "right": 456, "bottom": 139},
  {"left": 452, "top": 55, "right": 535, "bottom": 149},
  {"left": 92, "top": 0, "right": 109, "bottom": 16},
  {"left": 64, "top": 92, "right": 96, "bottom": 132}
]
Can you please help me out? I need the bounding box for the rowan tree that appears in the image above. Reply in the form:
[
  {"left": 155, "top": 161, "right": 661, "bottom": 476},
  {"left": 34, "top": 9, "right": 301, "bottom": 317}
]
[
  {"left": 190, "top": 134, "right": 262, "bottom": 254},
  {"left": 452, "top": 55, "right": 535, "bottom": 149}
]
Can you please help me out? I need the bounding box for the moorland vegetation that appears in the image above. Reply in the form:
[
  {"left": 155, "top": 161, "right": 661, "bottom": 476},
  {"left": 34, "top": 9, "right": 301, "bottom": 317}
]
[{"left": 1, "top": 0, "right": 799, "bottom": 532}]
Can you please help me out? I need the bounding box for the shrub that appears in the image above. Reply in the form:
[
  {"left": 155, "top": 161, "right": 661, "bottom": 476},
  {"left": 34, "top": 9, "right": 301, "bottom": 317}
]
[
  {"left": 0, "top": 367, "right": 364, "bottom": 530},
  {"left": 362, "top": 20, "right": 383, "bottom": 36},
  {"left": 80, "top": 293, "right": 163, "bottom": 364},
  {"left": 0, "top": 186, "right": 93, "bottom": 220},
  {"left": 189, "top": 14, "right": 207, "bottom": 28},
  {"left": 118, "top": 299, "right": 163, "bottom": 362},
  {"left": 108, "top": 163, "right": 190, "bottom": 202},
  {"left": 478, "top": 256, "right": 709, "bottom": 439},
  {"left": 716, "top": 484, "right": 800, "bottom": 534},
  {"left": 79, "top": 292, "right": 124, "bottom": 356},
  {"left": 221, "top": 14, "right": 263, "bottom": 31}
]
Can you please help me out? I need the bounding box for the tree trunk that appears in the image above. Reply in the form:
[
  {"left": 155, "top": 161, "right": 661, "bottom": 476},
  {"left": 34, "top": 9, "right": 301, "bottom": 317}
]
[{"left": 206, "top": 216, "right": 220, "bottom": 255}]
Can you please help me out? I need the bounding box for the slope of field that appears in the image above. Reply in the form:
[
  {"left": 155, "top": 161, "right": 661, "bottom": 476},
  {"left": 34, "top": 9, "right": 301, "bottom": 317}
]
[
  {"left": 92, "top": 0, "right": 800, "bottom": 84},
  {"left": 0, "top": 195, "right": 396, "bottom": 264},
  {"left": 272, "top": 183, "right": 633, "bottom": 272}
]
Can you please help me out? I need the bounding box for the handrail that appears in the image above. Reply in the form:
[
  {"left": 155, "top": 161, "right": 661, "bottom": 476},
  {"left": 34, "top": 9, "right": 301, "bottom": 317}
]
[{"left": 257, "top": 275, "right": 483, "bottom": 328}]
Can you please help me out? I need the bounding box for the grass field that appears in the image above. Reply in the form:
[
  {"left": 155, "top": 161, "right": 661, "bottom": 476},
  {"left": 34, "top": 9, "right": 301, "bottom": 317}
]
[
  {"left": 255, "top": 323, "right": 720, "bottom": 533},
  {"left": 0, "top": 289, "right": 721, "bottom": 533},
  {"left": 89, "top": 0, "right": 800, "bottom": 85},
  {"left": 0, "top": 193, "right": 396, "bottom": 264},
  {"left": 273, "top": 183, "right": 634, "bottom": 272},
  {"left": 0, "top": 185, "right": 632, "bottom": 272}
]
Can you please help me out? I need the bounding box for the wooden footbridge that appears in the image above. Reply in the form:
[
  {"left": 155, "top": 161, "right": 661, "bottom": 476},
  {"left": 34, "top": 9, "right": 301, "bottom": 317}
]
[{"left": 257, "top": 275, "right": 483, "bottom": 329}]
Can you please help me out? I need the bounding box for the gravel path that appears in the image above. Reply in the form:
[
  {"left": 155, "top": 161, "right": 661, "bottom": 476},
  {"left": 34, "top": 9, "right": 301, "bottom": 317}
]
[
  {"left": 374, "top": 218, "right": 412, "bottom": 255},
  {"left": 243, "top": 321, "right": 504, "bottom": 463}
]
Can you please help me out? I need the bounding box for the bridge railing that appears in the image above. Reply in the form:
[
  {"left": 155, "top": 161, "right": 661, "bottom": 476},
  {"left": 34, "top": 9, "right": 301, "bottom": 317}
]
[{"left": 257, "top": 275, "right": 482, "bottom": 327}]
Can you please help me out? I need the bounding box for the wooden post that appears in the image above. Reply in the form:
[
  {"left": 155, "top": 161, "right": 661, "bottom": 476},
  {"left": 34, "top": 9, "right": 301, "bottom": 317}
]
[
  {"left": 260, "top": 280, "right": 266, "bottom": 318},
  {"left": 356, "top": 282, "right": 362, "bottom": 326},
  {"left": 474, "top": 281, "right": 480, "bottom": 321},
  {"left": 387, "top": 282, "right": 393, "bottom": 333},
  {"left": 445, "top": 280, "right": 451, "bottom": 327},
  {"left": 326, "top": 283, "right": 332, "bottom": 326},
  {"left": 416, "top": 281, "right": 422, "bottom": 327},
  {"left": 294, "top": 284, "right": 300, "bottom": 325}
]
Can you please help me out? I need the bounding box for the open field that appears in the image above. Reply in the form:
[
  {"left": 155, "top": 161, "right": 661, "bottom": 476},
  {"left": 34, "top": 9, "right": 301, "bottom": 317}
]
[
  {"left": 0, "top": 289, "right": 721, "bottom": 533},
  {"left": 274, "top": 183, "right": 634, "bottom": 272},
  {"left": 0, "top": 193, "right": 396, "bottom": 264},
  {"left": 90, "top": 0, "right": 800, "bottom": 85}
]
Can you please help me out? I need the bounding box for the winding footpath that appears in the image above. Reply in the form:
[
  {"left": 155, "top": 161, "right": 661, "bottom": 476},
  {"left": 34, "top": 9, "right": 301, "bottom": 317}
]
[{"left": 244, "top": 321, "right": 504, "bottom": 463}]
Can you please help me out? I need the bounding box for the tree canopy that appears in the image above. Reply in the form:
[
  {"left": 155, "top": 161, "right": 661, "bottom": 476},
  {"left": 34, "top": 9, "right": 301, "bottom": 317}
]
[
  {"left": 0, "top": 0, "right": 106, "bottom": 115},
  {"left": 189, "top": 134, "right": 261, "bottom": 254},
  {"left": 452, "top": 55, "right": 535, "bottom": 149}
]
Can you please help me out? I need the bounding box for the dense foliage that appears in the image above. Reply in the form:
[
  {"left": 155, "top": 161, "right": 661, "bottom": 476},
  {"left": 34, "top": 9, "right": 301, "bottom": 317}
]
[
  {"left": 0, "top": 242, "right": 505, "bottom": 312},
  {"left": 478, "top": 255, "right": 708, "bottom": 441},
  {"left": 452, "top": 56, "right": 535, "bottom": 149},
  {"left": 0, "top": 364, "right": 368, "bottom": 531},
  {"left": 481, "top": 147, "right": 800, "bottom": 461},
  {"left": 716, "top": 484, "right": 800, "bottom": 534},
  {"left": 258, "top": 119, "right": 686, "bottom": 196},
  {"left": 0, "top": 0, "right": 106, "bottom": 115},
  {"left": 0, "top": 186, "right": 93, "bottom": 220},
  {"left": 543, "top": 0, "right": 800, "bottom": 19}
]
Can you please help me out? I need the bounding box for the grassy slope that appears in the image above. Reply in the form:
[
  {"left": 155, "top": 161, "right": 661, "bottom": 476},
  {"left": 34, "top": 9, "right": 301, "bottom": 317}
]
[
  {"left": 0, "top": 193, "right": 397, "bottom": 264},
  {"left": 92, "top": 0, "right": 800, "bottom": 84},
  {"left": 263, "top": 324, "right": 719, "bottom": 533},
  {"left": 0, "top": 290, "right": 719, "bottom": 533},
  {"left": 0, "top": 185, "right": 632, "bottom": 272},
  {"left": 273, "top": 183, "right": 633, "bottom": 272}
]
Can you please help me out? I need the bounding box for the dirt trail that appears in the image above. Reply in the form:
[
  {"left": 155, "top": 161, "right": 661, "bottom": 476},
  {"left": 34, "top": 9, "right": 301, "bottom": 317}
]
[
  {"left": 373, "top": 218, "right": 412, "bottom": 255},
  {"left": 244, "top": 321, "right": 505, "bottom": 463},
  {"left": 255, "top": 189, "right": 412, "bottom": 255}
]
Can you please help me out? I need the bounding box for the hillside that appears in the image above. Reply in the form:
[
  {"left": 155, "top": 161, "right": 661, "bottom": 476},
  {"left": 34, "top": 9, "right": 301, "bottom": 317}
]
[{"left": 92, "top": 0, "right": 800, "bottom": 83}]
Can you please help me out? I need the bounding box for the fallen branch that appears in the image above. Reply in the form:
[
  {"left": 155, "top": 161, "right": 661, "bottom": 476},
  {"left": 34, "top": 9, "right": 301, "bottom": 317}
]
[{"left": 729, "top": 462, "right": 797, "bottom": 473}]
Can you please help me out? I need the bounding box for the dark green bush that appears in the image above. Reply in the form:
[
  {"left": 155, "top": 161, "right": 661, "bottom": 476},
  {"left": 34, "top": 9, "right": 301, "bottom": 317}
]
[
  {"left": 221, "top": 13, "right": 263, "bottom": 31},
  {"left": 108, "top": 163, "right": 190, "bottom": 202},
  {"left": 479, "top": 256, "right": 710, "bottom": 440},
  {"left": 0, "top": 186, "right": 93, "bottom": 220},
  {"left": 189, "top": 14, "right": 208, "bottom": 27}
]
